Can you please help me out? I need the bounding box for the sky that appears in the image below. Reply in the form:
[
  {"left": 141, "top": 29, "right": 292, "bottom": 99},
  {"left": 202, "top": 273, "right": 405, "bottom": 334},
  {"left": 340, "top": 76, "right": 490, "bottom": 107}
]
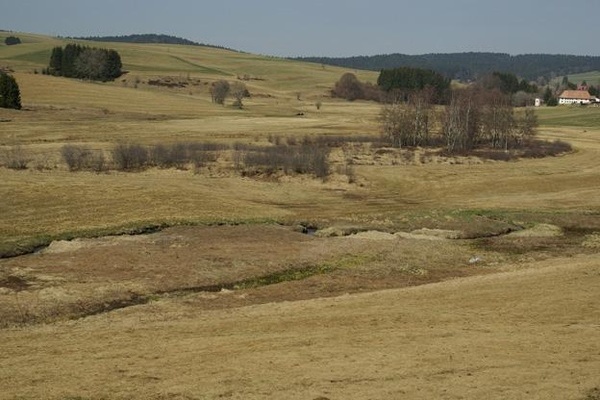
[{"left": 2, "top": 0, "right": 599, "bottom": 57}]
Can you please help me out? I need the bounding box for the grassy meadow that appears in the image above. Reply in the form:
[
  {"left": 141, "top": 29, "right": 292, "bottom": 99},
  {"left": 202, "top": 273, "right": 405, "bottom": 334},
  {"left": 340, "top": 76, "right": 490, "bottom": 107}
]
[{"left": 1, "top": 32, "right": 600, "bottom": 399}]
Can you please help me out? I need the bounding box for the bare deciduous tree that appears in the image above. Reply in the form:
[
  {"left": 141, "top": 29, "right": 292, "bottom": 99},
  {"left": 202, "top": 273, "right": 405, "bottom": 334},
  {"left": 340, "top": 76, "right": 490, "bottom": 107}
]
[
  {"left": 481, "top": 91, "right": 514, "bottom": 150},
  {"left": 332, "top": 73, "right": 364, "bottom": 101},
  {"left": 380, "top": 89, "right": 434, "bottom": 148},
  {"left": 210, "top": 80, "right": 230, "bottom": 105},
  {"left": 230, "top": 82, "right": 248, "bottom": 109}
]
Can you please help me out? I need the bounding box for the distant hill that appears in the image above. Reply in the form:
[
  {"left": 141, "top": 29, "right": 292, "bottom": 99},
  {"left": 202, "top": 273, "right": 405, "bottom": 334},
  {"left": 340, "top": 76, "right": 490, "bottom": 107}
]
[
  {"left": 296, "top": 52, "right": 600, "bottom": 81},
  {"left": 73, "top": 33, "right": 236, "bottom": 51}
]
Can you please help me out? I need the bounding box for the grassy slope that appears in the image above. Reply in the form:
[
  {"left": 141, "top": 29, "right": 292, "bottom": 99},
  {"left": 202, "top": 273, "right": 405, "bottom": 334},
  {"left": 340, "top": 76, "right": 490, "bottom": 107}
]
[
  {"left": 1, "top": 33, "right": 600, "bottom": 251},
  {"left": 0, "top": 33, "right": 379, "bottom": 250},
  {"left": 1, "top": 253, "right": 598, "bottom": 399},
  {"left": 555, "top": 70, "right": 600, "bottom": 86}
]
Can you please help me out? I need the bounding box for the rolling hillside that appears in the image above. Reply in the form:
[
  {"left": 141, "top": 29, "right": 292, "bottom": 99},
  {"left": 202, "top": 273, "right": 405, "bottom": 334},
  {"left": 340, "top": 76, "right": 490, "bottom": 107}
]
[
  {"left": 0, "top": 32, "right": 377, "bottom": 99},
  {"left": 1, "top": 32, "right": 599, "bottom": 400}
]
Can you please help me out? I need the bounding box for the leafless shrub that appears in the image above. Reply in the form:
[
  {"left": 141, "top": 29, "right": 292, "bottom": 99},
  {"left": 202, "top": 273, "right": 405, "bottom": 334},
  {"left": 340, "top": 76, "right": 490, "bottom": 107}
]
[
  {"left": 3, "top": 145, "right": 29, "bottom": 170},
  {"left": 240, "top": 143, "right": 330, "bottom": 179},
  {"left": 61, "top": 144, "right": 107, "bottom": 172},
  {"left": 33, "top": 155, "right": 53, "bottom": 171},
  {"left": 521, "top": 139, "right": 572, "bottom": 158},
  {"left": 112, "top": 143, "right": 148, "bottom": 171},
  {"left": 149, "top": 144, "right": 170, "bottom": 168},
  {"left": 61, "top": 144, "right": 89, "bottom": 171},
  {"left": 232, "top": 149, "right": 244, "bottom": 171}
]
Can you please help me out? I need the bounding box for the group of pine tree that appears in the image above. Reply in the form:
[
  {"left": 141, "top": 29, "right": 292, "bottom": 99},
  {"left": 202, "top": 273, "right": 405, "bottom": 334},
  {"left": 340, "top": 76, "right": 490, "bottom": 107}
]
[{"left": 44, "top": 44, "right": 122, "bottom": 81}]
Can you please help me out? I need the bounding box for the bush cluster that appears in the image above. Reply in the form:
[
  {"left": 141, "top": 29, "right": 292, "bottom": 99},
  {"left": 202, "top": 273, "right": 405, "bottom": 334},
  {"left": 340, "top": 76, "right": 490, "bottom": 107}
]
[
  {"left": 238, "top": 143, "right": 330, "bottom": 178},
  {"left": 61, "top": 145, "right": 106, "bottom": 172}
]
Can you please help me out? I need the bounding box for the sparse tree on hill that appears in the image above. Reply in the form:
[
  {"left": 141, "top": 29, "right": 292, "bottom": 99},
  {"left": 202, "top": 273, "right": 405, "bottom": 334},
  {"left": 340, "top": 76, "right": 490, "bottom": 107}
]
[
  {"left": 333, "top": 73, "right": 364, "bottom": 101},
  {"left": 210, "top": 80, "right": 230, "bottom": 105},
  {"left": 230, "top": 82, "right": 248, "bottom": 109}
]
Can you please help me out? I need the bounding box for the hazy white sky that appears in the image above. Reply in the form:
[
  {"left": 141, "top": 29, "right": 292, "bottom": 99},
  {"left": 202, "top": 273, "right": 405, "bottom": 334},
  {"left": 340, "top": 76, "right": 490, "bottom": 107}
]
[{"left": 2, "top": 0, "right": 599, "bottom": 57}]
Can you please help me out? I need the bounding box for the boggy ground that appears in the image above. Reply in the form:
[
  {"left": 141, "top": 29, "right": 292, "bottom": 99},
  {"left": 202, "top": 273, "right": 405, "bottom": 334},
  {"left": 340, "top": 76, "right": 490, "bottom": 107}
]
[
  {"left": 2, "top": 217, "right": 599, "bottom": 328},
  {"left": 0, "top": 224, "right": 488, "bottom": 326},
  {"left": 1, "top": 248, "right": 598, "bottom": 400}
]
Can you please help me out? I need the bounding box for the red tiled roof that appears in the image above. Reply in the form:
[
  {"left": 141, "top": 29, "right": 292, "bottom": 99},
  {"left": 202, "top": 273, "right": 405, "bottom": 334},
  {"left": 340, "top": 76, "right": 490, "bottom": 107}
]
[{"left": 559, "top": 90, "right": 591, "bottom": 100}]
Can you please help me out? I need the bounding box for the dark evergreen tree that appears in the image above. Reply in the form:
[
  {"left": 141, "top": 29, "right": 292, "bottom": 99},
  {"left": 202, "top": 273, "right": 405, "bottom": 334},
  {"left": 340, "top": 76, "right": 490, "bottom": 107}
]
[
  {"left": 4, "top": 36, "right": 21, "bottom": 46},
  {"left": 48, "top": 46, "right": 63, "bottom": 75},
  {"left": 0, "top": 72, "right": 22, "bottom": 110},
  {"left": 377, "top": 67, "right": 450, "bottom": 103},
  {"left": 61, "top": 44, "right": 84, "bottom": 78},
  {"left": 492, "top": 72, "right": 520, "bottom": 94},
  {"left": 104, "top": 50, "right": 123, "bottom": 80}
]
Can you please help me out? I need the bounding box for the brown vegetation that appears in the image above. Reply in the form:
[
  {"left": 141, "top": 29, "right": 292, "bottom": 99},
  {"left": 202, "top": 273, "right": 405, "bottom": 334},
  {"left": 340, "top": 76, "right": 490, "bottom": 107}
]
[{"left": 1, "top": 34, "right": 599, "bottom": 400}]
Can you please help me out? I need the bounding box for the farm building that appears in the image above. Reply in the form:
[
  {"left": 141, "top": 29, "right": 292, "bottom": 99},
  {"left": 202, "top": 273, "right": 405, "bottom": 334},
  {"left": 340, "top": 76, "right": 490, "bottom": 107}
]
[{"left": 558, "top": 90, "right": 594, "bottom": 105}]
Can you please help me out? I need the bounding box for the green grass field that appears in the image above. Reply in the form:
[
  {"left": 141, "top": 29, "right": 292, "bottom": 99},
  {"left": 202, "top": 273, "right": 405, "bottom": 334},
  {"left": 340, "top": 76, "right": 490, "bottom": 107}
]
[{"left": 555, "top": 70, "right": 600, "bottom": 86}]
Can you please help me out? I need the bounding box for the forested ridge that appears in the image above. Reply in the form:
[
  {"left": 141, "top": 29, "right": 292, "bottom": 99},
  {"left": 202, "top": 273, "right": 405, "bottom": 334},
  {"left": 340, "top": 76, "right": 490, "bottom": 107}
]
[
  {"left": 297, "top": 52, "right": 600, "bottom": 81},
  {"left": 74, "top": 34, "right": 235, "bottom": 51}
]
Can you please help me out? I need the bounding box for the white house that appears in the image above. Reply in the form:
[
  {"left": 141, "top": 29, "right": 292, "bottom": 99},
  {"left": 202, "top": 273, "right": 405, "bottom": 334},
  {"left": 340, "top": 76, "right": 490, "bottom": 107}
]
[{"left": 558, "top": 90, "right": 593, "bottom": 105}]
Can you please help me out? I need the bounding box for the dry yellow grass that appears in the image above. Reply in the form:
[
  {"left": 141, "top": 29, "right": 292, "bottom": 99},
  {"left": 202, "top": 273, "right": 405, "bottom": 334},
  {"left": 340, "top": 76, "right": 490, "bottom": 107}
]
[
  {"left": 2, "top": 33, "right": 600, "bottom": 400},
  {"left": 1, "top": 253, "right": 598, "bottom": 399}
]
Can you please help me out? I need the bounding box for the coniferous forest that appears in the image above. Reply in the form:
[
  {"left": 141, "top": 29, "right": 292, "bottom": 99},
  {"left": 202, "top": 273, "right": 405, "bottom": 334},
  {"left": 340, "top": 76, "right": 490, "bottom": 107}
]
[
  {"left": 297, "top": 53, "right": 600, "bottom": 81},
  {"left": 45, "top": 44, "right": 122, "bottom": 81}
]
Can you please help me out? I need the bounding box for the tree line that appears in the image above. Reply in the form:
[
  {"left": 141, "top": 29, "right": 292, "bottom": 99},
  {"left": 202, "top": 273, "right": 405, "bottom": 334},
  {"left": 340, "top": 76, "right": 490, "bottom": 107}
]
[
  {"left": 73, "top": 34, "right": 236, "bottom": 52},
  {"left": 44, "top": 44, "right": 122, "bottom": 81},
  {"left": 298, "top": 52, "right": 600, "bottom": 81},
  {"left": 332, "top": 67, "right": 450, "bottom": 103},
  {"left": 333, "top": 67, "right": 547, "bottom": 108},
  {"left": 380, "top": 87, "right": 538, "bottom": 153}
]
